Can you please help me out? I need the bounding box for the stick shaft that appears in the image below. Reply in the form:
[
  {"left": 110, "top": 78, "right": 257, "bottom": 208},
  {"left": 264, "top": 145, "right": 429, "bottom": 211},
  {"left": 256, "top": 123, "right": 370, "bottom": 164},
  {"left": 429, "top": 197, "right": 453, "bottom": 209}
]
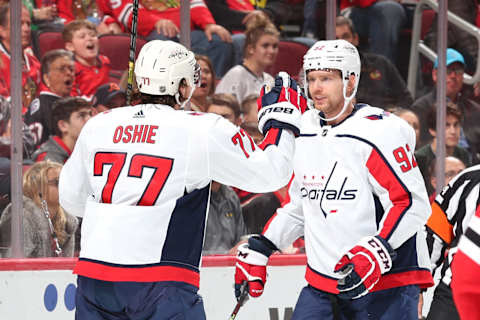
[{"left": 126, "top": 0, "right": 139, "bottom": 105}]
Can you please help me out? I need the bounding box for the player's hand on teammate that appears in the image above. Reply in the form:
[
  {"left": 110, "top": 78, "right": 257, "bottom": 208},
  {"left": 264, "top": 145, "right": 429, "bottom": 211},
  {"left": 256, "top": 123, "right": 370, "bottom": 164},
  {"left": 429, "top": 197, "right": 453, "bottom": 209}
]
[
  {"left": 257, "top": 72, "right": 307, "bottom": 136},
  {"left": 334, "top": 236, "right": 395, "bottom": 299}
]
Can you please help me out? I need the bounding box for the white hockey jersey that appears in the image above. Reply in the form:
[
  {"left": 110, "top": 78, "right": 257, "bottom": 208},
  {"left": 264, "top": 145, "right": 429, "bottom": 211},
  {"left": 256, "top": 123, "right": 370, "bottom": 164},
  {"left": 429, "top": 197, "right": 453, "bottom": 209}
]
[
  {"left": 263, "top": 104, "right": 434, "bottom": 293},
  {"left": 59, "top": 104, "right": 295, "bottom": 287}
]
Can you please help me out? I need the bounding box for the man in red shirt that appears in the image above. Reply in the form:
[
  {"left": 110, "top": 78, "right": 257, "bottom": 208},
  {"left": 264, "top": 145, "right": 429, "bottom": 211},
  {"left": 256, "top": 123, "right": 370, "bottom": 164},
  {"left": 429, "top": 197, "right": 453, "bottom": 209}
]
[{"left": 98, "top": 0, "right": 233, "bottom": 77}]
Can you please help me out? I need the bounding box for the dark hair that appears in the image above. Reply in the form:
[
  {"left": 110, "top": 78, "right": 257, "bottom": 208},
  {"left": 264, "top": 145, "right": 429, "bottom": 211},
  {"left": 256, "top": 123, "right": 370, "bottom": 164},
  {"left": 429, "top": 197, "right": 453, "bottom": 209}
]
[
  {"left": 41, "top": 49, "right": 74, "bottom": 81},
  {"left": 195, "top": 54, "right": 216, "bottom": 95},
  {"left": 52, "top": 97, "right": 91, "bottom": 136},
  {"left": 426, "top": 102, "right": 462, "bottom": 130},
  {"left": 335, "top": 15, "right": 357, "bottom": 35},
  {"left": 207, "top": 93, "right": 242, "bottom": 118},
  {"left": 62, "top": 19, "right": 97, "bottom": 43},
  {"left": 0, "top": 4, "right": 8, "bottom": 28},
  {"left": 244, "top": 14, "right": 279, "bottom": 58},
  {"left": 138, "top": 79, "right": 188, "bottom": 107}
]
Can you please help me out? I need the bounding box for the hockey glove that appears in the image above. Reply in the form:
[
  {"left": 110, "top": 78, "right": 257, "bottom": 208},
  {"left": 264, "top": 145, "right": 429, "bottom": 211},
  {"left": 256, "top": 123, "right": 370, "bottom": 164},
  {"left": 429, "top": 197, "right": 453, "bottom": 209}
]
[
  {"left": 257, "top": 72, "right": 307, "bottom": 137},
  {"left": 334, "top": 236, "right": 395, "bottom": 300},
  {"left": 234, "top": 235, "right": 277, "bottom": 299}
]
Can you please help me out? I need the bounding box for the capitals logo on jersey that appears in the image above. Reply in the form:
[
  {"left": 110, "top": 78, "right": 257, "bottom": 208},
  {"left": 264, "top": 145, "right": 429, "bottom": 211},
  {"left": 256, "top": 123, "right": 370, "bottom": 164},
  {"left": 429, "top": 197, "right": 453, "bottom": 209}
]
[{"left": 300, "top": 162, "right": 358, "bottom": 216}]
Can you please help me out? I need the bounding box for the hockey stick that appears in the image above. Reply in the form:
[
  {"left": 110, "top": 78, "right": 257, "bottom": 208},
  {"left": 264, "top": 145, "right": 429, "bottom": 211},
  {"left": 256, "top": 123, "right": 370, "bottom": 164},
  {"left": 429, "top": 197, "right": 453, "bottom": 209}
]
[
  {"left": 126, "top": 0, "right": 139, "bottom": 105},
  {"left": 229, "top": 281, "right": 249, "bottom": 320}
]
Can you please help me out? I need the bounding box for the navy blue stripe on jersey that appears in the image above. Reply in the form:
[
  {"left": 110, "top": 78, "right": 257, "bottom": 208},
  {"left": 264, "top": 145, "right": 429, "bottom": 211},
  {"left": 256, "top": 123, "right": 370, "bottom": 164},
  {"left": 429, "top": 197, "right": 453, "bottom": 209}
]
[
  {"left": 161, "top": 185, "right": 209, "bottom": 269},
  {"left": 336, "top": 134, "right": 412, "bottom": 242},
  {"left": 299, "top": 133, "right": 317, "bottom": 137},
  {"left": 373, "top": 194, "right": 384, "bottom": 229},
  {"left": 389, "top": 234, "right": 419, "bottom": 271}
]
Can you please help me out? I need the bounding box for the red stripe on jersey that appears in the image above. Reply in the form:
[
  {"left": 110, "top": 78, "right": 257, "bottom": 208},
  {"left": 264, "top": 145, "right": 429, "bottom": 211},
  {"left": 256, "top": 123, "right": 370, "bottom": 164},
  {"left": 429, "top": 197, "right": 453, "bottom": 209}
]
[
  {"left": 259, "top": 128, "right": 281, "bottom": 150},
  {"left": 73, "top": 260, "right": 200, "bottom": 287},
  {"left": 366, "top": 148, "right": 411, "bottom": 240},
  {"left": 305, "top": 265, "right": 433, "bottom": 294},
  {"left": 451, "top": 250, "right": 480, "bottom": 320},
  {"left": 305, "top": 265, "right": 339, "bottom": 293},
  {"left": 372, "top": 269, "right": 433, "bottom": 291}
]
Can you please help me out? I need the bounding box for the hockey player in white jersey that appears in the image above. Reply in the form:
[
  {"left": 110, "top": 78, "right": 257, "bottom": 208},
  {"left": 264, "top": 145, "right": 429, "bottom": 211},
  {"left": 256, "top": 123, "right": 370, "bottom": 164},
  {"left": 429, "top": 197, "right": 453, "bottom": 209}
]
[
  {"left": 59, "top": 40, "right": 305, "bottom": 320},
  {"left": 234, "top": 39, "right": 434, "bottom": 319}
]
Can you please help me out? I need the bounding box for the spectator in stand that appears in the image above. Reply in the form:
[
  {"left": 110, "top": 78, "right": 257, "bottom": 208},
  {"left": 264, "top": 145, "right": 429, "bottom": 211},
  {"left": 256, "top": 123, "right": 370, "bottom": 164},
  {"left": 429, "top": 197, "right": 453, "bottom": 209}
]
[
  {"left": 241, "top": 94, "right": 259, "bottom": 125},
  {"left": 24, "top": 49, "right": 75, "bottom": 148},
  {"left": 23, "top": 0, "right": 60, "bottom": 32},
  {"left": 32, "top": 97, "right": 92, "bottom": 163},
  {"left": 203, "top": 93, "right": 248, "bottom": 254},
  {"left": 190, "top": 55, "right": 215, "bottom": 112},
  {"left": 340, "top": 0, "right": 406, "bottom": 64},
  {"left": 216, "top": 14, "right": 277, "bottom": 104},
  {"left": 63, "top": 19, "right": 111, "bottom": 101},
  {"left": 97, "top": 0, "right": 233, "bottom": 77},
  {"left": 390, "top": 107, "right": 421, "bottom": 149},
  {"left": 0, "top": 4, "right": 41, "bottom": 112},
  {"left": 411, "top": 48, "right": 480, "bottom": 158},
  {"left": 428, "top": 156, "right": 466, "bottom": 202},
  {"left": 91, "top": 82, "right": 126, "bottom": 116},
  {"left": 205, "top": 0, "right": 314, "bottom": 65},
  {"left": 0, "top": 96, "right": 36, "bottom": 213},
  {"left": 54, "top": 0, "right": 101, "bottom": 25},
  {"left": 424, "top": 0, "right": 479, "bottom": 75},
  {"left": 0, "top": 161, "right": 78, "bottom": 258},
  {"left": 336, "top": 15, "right": 413, "bottom": 109},
  {"left": 415, "top": 103, "right": 471, "bottom": 195}
]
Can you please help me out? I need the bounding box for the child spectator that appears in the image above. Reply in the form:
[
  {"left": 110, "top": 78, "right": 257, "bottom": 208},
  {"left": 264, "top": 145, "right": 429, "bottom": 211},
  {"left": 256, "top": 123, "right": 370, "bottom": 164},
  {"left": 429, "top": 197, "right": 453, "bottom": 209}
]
[
  {"left": 190, "top": 55, "right": 216, "bottom": 112},
  {"left": 91, "top": 82, "right": 126, "bottom": 116},
  {"left": 32, "top": 97, "right": 92, "bottom": 163},
  {"left": 415, "top": 103, "right": 472, "bottom": 195},
  {"left": 63, "top": 19, "right": 111, "bottom": 100},
  {"left": 241, "top": 93, "right": 259, "bottom": 125},
  {"left": 0, "top": 160, "right": 78, "bottom": 258},
  {"left": 215, "top": 13, "right": 277, "bottom": 104},
  {"left": 0, "top": 4, "right": 41, "bottom": 112},
  {"left": 24, "top": 49, "right": 75, "bottom": 148}
]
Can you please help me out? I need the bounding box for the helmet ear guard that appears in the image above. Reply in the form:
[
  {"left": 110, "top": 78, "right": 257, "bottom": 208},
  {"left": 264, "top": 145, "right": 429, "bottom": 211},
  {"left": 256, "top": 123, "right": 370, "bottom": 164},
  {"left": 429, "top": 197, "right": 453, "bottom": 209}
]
[{"left": 302, "top": 40, "right": 361, "bottom": 121}]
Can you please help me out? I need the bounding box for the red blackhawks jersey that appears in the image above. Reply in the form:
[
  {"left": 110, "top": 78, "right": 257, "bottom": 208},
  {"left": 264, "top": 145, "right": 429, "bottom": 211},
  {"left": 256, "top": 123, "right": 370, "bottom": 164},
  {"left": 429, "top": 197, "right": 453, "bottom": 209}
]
[
  {"left": 59, "top": 104, "right": 295, "bottom": 287},
  {"left": 263, "top": 104, "right": 433, "bottom": 294},
  {"left": 98, "top": 0, "right": 216, "bottom": 36},
  {"left": 73, "top": 56, "right": 111, "bottom": 101}
]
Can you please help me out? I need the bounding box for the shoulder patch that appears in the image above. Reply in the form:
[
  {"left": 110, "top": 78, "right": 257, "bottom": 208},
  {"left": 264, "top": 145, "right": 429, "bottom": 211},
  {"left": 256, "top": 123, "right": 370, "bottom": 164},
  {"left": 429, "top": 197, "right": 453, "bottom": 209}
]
[
  {"left": 364, "top": 111, "right": 390, "bottom": 121},
  {"left": 29, "top": 98, "right": 40, "bottom": 115}
]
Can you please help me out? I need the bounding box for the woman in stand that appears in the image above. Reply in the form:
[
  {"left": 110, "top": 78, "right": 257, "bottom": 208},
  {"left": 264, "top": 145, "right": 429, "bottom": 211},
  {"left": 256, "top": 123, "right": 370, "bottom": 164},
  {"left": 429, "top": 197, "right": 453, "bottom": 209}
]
[
  {"left": 215, "top": 14, "right": 278, "bottom": 104},
  {"left": 190, "top": 55, "right": 216, "bottom": 112},
  {"left": 0, "top": 161, "right": 78, "bottom": 257}
]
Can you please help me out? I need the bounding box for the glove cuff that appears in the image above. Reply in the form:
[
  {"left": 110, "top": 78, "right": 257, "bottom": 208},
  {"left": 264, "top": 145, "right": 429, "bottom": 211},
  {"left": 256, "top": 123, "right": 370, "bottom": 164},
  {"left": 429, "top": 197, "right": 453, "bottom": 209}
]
[
  {"left": 248, "top": 234, "right": 278, "bottom": 257},
  {"left": 358, "top": 236, "right": 394, "bottom": 274},
  {"left": 258, "top": 101, "right": 301, "bottom": 136},
  {"left": 237, "top": 243, "right": 269, "bottom": 266}
]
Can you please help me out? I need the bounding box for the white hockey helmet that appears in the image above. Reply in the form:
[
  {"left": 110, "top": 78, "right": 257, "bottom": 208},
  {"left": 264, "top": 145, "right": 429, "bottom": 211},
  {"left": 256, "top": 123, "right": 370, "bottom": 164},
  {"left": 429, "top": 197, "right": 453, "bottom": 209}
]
[
  {"left": 303, "top": 39, "right": 361, "bottom": 121},
  {"left": 135, "top": 40, "right": 200, "bottom": 97}
]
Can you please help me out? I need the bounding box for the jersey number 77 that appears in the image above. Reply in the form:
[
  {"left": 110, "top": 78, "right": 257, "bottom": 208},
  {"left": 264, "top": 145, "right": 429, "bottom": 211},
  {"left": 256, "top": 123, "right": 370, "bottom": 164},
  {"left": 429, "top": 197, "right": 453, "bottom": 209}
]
[{"left": 94, "top": 152, "right": 174, "bottom": 206}]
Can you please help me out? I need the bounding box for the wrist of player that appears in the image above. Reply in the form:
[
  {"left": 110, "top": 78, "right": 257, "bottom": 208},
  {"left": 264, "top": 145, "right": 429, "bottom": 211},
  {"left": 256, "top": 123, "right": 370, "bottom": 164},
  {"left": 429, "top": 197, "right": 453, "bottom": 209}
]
[
  {"left": 334, "top": 236, "right": 395, "bottom": 299},
  {"left": 258, "top": 101, "right": 301, "bottom": 136}
]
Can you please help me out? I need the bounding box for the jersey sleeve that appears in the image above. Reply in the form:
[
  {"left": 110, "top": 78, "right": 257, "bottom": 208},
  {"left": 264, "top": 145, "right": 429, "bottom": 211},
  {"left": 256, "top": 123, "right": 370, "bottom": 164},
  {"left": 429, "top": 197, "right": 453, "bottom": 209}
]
[
  {"left": 59, "top": 125, "right": 91, "bottom": 217},
  {"left": 365, "top": 118, "right": 431, "bottom": 249},
  {"left": 262, "top": 174, "right": 305, "bottom": 250},
  {"left": 207, "top": 115, "right": 295, "bottom": 193}
]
